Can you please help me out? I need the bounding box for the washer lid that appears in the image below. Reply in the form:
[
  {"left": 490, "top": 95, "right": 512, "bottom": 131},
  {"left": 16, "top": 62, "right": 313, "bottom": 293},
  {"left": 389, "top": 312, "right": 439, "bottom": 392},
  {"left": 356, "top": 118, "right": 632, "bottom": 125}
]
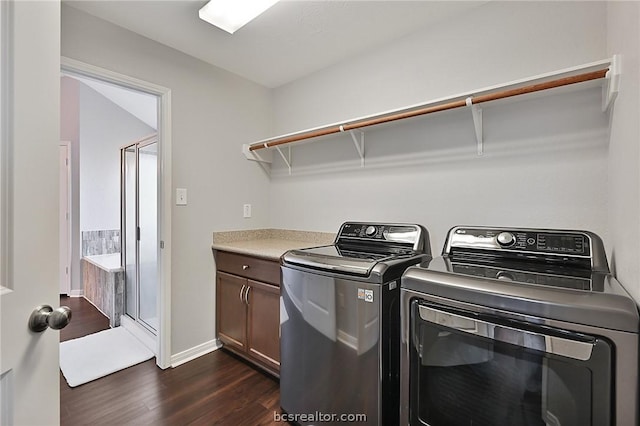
[
  {"left": 402, "top": 259, "right": 639, "bottom": 333},
  {"left": 282, "top": 244, "right": 430, "bottom": 282},
  {"left": 281, "top": 245, "right": 385, "bottom": 277}
]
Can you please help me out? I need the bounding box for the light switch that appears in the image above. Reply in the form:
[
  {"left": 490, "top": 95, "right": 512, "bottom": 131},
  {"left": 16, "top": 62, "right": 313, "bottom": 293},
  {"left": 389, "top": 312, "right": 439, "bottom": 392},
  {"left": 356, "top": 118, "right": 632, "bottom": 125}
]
[{"left": 176, "top": 188, "right": 187, "bottom": 205}]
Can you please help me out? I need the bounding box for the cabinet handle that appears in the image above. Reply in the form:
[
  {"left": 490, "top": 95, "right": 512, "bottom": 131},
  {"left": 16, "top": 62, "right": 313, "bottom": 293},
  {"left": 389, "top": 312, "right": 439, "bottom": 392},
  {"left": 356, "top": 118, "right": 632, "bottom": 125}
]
[
  {"left": 239, "top": 285, "right": 246, "bottom": 302},
  {"left": 245, "top": 286, "right": 251, "bottom": 305},
  {"left": 242, "top": 265, "right": 250, "bottom": 270}
]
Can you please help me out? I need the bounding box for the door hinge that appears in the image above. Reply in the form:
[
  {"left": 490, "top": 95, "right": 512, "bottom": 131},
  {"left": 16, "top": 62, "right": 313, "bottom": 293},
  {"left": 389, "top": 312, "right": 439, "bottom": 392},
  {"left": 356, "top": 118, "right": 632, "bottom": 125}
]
[
  {"left": 66, "top": 266, "right": 69, "bottom": 275},
  {"left": 160, "top": 241, "right": 165, "bottom": 249},
  {"left": 136, "top": 226, "right": 141, "bottom": 241},
  {"left": 66, "top": 158, "right": 69, "bottom": 166}
]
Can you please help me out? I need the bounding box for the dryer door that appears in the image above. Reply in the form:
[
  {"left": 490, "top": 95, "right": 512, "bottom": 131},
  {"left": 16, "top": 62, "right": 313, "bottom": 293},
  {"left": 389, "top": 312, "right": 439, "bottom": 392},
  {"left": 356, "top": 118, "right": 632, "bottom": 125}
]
[{"left": 408, "top": 300, "right": 613, "bottom": 426}]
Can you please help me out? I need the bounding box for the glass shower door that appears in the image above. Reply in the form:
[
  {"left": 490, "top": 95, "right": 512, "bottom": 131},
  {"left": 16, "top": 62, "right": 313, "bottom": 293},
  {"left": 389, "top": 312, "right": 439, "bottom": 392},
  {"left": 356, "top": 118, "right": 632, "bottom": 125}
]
[
  {"left": 123, "top": 146, "right": 137, "bottom": 321},
  {"left": 138, "top": 142, "right": 158, "bottom": 331},
  {"left": 122, "top": 137, "right": 158, "bottom": 334}
]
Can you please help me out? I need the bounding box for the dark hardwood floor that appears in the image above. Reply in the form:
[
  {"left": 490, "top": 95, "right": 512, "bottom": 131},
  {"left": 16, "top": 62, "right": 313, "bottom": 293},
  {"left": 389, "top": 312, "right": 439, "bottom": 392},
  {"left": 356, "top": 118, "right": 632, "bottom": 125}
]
[{"left": 60, "top": 296, "right": 281, "bottom": 425}]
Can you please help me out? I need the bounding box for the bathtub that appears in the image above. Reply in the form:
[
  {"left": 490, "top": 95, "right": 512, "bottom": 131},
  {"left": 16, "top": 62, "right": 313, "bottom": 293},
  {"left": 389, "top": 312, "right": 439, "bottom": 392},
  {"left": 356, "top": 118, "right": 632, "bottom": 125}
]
[
  {"left": 82, "top": 253, "right": 124, "bottom": 327},
  {"left": 83, "top": 253, "right": 123, "bottom": 273}
]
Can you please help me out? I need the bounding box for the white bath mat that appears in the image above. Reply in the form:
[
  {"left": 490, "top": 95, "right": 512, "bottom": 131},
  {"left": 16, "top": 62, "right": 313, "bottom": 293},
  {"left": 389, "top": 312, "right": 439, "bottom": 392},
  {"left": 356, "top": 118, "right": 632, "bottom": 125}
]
[{"left": 60, "top": 327, "right": 154, "bottom": 387}]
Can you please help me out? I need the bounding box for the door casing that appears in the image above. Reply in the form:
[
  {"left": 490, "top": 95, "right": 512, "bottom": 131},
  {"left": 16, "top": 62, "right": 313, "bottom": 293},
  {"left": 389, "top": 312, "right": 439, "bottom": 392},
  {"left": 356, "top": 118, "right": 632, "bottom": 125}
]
[{"left": 60, "top": 57, "right": 173, "bottom": 369}]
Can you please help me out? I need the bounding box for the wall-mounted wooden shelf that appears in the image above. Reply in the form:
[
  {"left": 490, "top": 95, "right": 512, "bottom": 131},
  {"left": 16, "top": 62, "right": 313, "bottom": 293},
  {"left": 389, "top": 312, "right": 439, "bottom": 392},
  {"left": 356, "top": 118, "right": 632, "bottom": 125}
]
[{"left": 243, "top": 56, "right": 620, "bottom": 174}]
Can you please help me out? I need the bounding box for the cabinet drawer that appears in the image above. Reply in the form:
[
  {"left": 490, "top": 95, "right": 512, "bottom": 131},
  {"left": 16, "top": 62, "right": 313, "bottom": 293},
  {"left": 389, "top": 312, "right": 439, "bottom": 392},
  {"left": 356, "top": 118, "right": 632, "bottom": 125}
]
[{"left": 215, "top": 251, "right": 280, "bottom": 286}]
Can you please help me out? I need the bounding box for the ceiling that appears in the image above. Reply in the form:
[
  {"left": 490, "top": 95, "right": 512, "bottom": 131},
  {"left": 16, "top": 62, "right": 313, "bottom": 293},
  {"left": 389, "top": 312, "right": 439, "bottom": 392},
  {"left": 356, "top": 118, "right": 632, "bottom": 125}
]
[
  {"left": 69, "top": 74, "right": 158, "bottom": 129},
  {"left": 64, "top": 1, "right": 488, "bottom": 89}
]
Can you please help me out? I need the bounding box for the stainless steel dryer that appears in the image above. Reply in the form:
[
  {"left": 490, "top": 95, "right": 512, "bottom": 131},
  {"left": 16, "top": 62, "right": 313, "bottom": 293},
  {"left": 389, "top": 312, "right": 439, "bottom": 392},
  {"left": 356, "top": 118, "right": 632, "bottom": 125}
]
[
  {"left": 400, "top": 226, "right": 639, "bottom": 426},
  {"left": 281, "top": 222, "right": 431, "bottom": 425}
]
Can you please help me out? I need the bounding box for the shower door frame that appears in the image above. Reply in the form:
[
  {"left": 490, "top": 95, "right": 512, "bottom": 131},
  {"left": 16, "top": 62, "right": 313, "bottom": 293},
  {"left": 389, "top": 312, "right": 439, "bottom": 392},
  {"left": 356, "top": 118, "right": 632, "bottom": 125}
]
[{"left": 122, "top": 135, "right": 158, "bottom": 336}]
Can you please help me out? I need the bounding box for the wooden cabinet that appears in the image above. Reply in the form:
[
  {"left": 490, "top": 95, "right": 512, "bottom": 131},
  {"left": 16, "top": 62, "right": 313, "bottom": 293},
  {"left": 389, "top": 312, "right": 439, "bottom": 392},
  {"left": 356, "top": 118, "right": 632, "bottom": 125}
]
[
  {"left": 216, "top": 272, "right": 247, "bottom": 351},
  {"left": 246, "top": 279, "right": 280, "bottom": 371},
  {"left": 215, "top": 250, "right": 280, "bottom": 376}
]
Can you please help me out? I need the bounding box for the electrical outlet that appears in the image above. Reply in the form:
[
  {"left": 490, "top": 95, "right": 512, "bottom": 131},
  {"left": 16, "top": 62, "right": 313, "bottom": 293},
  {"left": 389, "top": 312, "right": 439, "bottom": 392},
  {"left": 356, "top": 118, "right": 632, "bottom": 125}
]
[
  {"left": 176, "top": 188, "right": 187, "bottom": 205},
  {"left": 243, "top": 204, "right": 252, "bottom": 218}
]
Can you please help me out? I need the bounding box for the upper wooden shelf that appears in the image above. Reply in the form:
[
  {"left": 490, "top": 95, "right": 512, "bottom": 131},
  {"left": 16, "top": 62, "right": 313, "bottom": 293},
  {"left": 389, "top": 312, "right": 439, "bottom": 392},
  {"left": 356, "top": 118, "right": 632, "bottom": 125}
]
[{"left": 243, "top": 56, "right": 620, "bottom": 170}]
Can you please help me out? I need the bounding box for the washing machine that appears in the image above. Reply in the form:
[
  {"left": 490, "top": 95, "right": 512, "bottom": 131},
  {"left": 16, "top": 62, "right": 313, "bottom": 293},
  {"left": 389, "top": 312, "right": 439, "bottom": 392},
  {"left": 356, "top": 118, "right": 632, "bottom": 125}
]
[{"left": 281, "top": 222, "right": 431, "bottom": 425}]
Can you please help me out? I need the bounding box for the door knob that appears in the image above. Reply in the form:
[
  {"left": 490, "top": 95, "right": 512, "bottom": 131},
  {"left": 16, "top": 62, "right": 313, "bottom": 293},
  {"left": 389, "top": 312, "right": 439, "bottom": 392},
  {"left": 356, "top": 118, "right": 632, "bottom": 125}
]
[{"left": 28, "top": 305, "right": 72, "bottom": 332}]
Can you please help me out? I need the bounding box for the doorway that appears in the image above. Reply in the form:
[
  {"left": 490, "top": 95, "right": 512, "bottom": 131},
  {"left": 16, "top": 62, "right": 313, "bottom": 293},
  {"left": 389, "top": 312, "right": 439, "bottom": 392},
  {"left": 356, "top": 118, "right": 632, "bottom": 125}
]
[{"left": 61, "top": 57, "right": 172, "bottom": 369}]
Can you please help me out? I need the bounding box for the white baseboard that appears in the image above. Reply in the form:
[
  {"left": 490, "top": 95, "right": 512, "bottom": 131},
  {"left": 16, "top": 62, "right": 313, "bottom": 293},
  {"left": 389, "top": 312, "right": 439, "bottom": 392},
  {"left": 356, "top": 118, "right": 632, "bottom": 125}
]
[
  {"left": 68, "top": 289, "right": 83, "bottom": 297},
  {"left": 170, "top": 339, "right": 222, "bottom": 368}
]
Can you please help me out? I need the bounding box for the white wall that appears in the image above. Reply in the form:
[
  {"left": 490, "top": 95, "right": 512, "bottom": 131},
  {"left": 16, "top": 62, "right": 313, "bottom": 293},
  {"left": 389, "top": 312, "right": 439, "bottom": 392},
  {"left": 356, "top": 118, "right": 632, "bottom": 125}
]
[
  {"left": 607, "top": 1, "right": 640, "bottom": 302},
  {"left": 79, "top": 82, "right": 155, "bottom": 232},
  {"left": 269, "top": 1, "right": 610, "bottom": 256},
  {"left": 62, "top": 5, "right": 273, "bottom": 355}
]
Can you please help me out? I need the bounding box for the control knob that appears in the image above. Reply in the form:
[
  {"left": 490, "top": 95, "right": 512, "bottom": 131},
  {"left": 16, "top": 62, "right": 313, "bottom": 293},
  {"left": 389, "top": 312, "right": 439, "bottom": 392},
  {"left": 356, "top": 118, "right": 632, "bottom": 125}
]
[
  {"left": 496, "top": 232, "right": 516, "bottom": 247},
  {"left": 365, "top": 225, "right": 377, "bottom": 236}
]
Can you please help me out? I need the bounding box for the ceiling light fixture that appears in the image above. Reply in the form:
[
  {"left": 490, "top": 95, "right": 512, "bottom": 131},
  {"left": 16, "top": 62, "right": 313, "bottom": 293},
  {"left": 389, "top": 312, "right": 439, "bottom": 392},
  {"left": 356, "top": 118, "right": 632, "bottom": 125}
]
[{"left": 199, "top": 0, "right": 279, "bottom": 34}]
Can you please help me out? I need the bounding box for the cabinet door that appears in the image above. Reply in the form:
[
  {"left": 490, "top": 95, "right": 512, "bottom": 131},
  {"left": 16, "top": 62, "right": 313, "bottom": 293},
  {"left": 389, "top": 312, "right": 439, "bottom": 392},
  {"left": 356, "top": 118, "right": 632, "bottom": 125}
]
[
  {"left": 217, "top": 272, "right": 247, "bottom": 351},
  {"left": 247, "top": 279, "right": 281, "bottom": 371}
]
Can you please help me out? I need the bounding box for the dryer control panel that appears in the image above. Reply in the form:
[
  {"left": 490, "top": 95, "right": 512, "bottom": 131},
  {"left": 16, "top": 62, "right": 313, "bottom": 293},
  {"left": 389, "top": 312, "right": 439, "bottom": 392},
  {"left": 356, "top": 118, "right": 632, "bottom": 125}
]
[
  {"left": 442, "top": 226, "right": 610, "bottom": 273},
  {"left": 447, "top": 227, "right": 589, "bottom": 256}
]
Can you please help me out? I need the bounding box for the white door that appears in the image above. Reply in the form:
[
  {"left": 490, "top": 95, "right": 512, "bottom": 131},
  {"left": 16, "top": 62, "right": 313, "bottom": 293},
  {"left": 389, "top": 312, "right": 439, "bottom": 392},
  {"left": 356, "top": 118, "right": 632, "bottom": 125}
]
[
  {"left": 0, "top": 1, "right": 62, "bottom": 425},
  {"left": 59, "top": 143, "right": 71, "bottom": 295}
]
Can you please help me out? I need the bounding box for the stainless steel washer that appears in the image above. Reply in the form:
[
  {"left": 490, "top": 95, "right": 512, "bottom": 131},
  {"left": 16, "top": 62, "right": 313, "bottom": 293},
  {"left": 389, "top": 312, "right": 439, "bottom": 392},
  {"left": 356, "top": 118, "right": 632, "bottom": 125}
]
[
  {"left": 401, "top": 226, "right": 639, "bottom": 426},
  {"left": 281, "top": 222, "right": 431, "bottom": 425}
]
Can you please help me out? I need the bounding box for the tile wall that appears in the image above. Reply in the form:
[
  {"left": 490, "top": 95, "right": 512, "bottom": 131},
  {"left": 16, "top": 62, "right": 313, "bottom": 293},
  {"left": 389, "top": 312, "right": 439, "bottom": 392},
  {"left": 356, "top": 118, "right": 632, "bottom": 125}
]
[{"left": 82, "top": 229, "right": 120, "bottom": 256}]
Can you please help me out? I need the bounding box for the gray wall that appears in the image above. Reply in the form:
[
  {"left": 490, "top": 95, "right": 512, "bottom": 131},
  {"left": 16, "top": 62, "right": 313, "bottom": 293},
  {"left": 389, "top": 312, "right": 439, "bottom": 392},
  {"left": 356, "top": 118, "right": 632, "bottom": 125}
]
[
  {"left": 268, "top": 1, "right": 610, "bottom": 257},
  {"left": 272, "top": 1, "right": 606, "bottom": 132},
  {"left": 607, "top": 1, "right": 640, "bottom": 302},
  {"left": 268, "top": 0, "right": 640, "bottom": 306},
  {"left": 62, "top": 4, "right": 273, "bottom": 355},
  {"left": 61, "top": 78, "right": 155, "bottom": 295},
  {"left": 79, "top": 82, "right": 155, "bottom": 232}
]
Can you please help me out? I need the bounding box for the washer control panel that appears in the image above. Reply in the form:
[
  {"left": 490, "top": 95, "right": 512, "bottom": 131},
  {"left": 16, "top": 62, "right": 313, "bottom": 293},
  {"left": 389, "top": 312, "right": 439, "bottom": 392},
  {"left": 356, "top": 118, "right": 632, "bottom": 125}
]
[
  {"left": 337, "top": 222, "right": 424, "bottom": 249},
  {"left": 447, "top": 227, "right": 590, "bottom": 256}
]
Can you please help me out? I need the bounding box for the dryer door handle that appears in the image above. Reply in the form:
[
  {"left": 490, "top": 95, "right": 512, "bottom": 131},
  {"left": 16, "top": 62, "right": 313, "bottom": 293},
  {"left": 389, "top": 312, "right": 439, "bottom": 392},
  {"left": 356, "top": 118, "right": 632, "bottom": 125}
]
[{"left": 418, "top": 304, "right": 595, "bottom": 361}]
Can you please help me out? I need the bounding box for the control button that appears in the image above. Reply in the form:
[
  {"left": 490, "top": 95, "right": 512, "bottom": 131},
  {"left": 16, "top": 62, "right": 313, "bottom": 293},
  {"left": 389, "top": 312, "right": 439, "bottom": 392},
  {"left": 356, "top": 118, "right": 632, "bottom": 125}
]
[
  {"left": 496, "top": 232, "right": 516, "bottom": 247},
  {"left": 527, "top": 238, "right": 536, "bottom": 245},
  {"left": 365, "top": 225, "right": 377, "bottom": 236},
  {"left": 496, "top": 271, "right": 515, "bottom": 281}
]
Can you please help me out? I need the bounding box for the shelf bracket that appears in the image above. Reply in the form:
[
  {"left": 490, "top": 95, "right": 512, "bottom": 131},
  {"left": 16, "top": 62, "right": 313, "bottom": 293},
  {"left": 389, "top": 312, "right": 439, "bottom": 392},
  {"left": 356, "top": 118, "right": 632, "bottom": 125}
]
[
  {"left": 466, "top": 97, "right": 483, "bottom": 155},
  {"left": 602, "top": 54, "right": 621, "bottom": 112},
  {"left": 275, "top": 146, "right": 292, "bottom": 175},
  {"left": 242, "top": 144, "right": 272, "bottom": 164},
  {"left": 343, "top": 127, "right": 365, "bottom": 167}
]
